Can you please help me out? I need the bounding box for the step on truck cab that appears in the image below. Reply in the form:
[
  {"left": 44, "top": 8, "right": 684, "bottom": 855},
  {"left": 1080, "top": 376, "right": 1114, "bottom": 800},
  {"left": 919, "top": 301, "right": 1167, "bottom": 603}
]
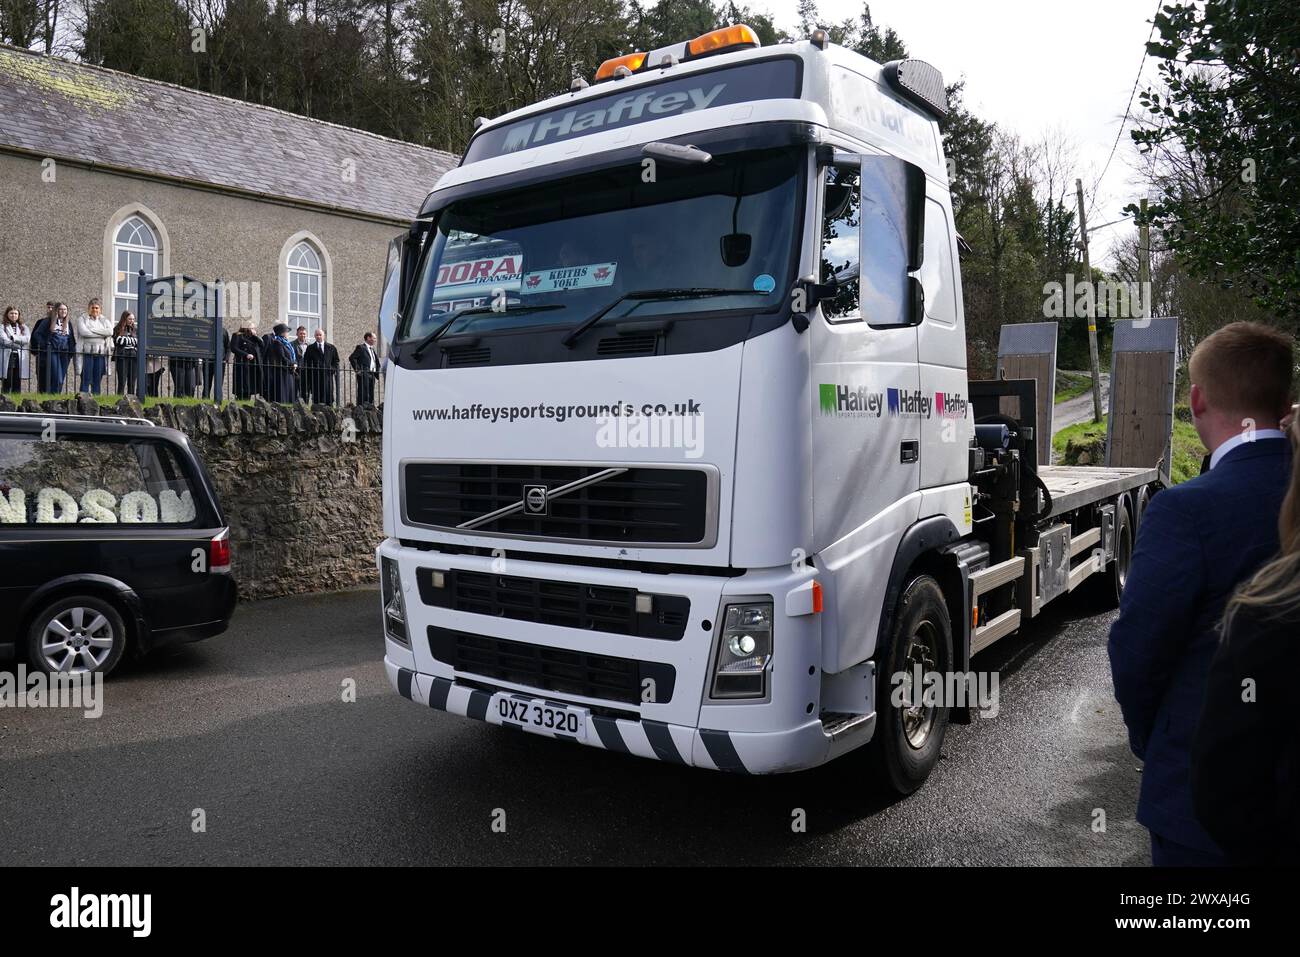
[{"left": 376, "top": 25, "right": 1160, "bottom": 791}]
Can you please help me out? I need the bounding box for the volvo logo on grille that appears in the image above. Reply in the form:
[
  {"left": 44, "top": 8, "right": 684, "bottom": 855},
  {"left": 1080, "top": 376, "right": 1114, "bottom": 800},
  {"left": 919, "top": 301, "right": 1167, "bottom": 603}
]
[{"left": 523, "top": 484, "right": 549, "bottom": 516}]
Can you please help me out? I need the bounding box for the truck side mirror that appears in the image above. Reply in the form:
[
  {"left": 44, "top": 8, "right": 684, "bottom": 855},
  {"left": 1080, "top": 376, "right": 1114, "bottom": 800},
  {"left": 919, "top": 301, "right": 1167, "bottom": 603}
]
[{"left": 378, "top": 236, "right": 402, "bottom": 344}]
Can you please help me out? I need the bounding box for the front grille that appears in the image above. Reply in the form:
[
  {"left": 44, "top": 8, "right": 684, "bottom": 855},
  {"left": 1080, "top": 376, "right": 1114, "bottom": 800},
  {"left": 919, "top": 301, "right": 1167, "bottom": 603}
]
[
  {"left": 418, "top": 567, "right": 689, "bottom": 639},
  {"left": 403, "top": 462, "right": 710, "bottom": 544},
  {"left": 427, "top": 626, "right": 676, "bottom": 705}
]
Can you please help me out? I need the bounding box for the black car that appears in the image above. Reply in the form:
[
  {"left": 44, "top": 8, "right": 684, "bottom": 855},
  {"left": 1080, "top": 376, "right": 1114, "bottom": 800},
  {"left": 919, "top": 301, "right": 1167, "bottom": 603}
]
[{"left": 0, "top": 412, "right": 237, "bottom": 675}]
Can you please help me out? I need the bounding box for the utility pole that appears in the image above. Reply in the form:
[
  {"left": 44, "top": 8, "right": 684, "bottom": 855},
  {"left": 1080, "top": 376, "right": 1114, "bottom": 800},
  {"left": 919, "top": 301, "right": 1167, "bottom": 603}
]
[
  {"left": 1137, "top": 197, "right": 1151, "bottom": 321},
  {"left": 1076, "top": 178, "right": 1103, "bottom": 424}
]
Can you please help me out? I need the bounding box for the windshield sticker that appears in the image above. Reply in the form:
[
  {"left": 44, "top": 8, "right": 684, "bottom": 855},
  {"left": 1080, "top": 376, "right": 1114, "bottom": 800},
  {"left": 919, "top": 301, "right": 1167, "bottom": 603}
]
[
  {"left": 752, "top": 273, "right": 776, "bottom": 294},
  {"left": 521, "top": 262, "right": 618, "bottom": 294},
  {"left": 432, "top": 254, "right": 523, "bottom": 301}
]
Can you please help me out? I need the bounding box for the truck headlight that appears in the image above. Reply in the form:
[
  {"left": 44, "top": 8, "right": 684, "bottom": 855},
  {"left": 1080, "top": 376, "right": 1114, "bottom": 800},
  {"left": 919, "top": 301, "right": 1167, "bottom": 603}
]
[
  {"left": 381, "top": 556, "right": 409, "bottom": 645},
  {"left": 711, "top": 601, "right": 773, "bottom": 699}
]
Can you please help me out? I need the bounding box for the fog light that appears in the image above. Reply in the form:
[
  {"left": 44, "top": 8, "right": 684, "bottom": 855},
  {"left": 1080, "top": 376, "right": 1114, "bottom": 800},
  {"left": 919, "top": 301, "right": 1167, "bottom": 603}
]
[
  {"left": 381, "top": 556, "right": 409, "bottom": 645},
  {"left": 711, "top": 601, "right": 773, "bottom": 699}
]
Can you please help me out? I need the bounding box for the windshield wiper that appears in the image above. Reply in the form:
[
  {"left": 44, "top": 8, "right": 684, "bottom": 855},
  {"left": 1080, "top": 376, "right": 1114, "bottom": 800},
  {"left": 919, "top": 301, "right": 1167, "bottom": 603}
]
[
  {"left": 410, "top": 303, "right": 564, "bottom": 359},
  {"left": 561, "top": 287, "right": 764, "bottom": 348}
]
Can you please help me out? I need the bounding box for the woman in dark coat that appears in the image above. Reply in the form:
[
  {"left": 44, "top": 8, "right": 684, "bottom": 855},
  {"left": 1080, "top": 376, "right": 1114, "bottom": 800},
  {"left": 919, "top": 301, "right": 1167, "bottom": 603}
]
[
  {"left": 264, "top": 323, "right": 296, "bottom": 403},
  {"left": 1192, "top": 416, "right": 1300, "bottom": 866},
  {"left": 229, "top": 324, "right": 264, "bottom": 400}
]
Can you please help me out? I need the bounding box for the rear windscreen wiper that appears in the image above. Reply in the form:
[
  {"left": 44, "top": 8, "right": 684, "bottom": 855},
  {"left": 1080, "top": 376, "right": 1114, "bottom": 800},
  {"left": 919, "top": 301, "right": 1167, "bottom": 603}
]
[
  {"left": 410, "top": 303, "right": 564, "bottom": 359},
  {"left": 561, "top": 287, "right": 763, "bottom": 348}
]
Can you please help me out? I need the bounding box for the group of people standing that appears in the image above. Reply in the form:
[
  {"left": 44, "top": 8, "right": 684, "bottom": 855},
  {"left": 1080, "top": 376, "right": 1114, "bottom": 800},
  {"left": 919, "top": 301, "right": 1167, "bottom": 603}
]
[
  {"left": 226, "top": 323, "right": 382, "bottom": 405},
  {"left": 228, "top": 323, "right": 336, "bottom": 404},
  {"left": 1, "top": 297, "right": 133, "bottom": 390},
  {"left": 1, "top": 301, "right": 383, "bottom": 405},
  {"left": 1, "top": 299, "right": 142, "bottom": 395}
]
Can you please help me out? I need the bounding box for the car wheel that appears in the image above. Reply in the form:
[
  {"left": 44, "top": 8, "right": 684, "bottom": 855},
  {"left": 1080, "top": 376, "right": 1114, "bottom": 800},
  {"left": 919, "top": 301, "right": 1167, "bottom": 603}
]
[
  {"left": 871, "top": 574, "right": 953, "bottom": 795},
  {"left": 26, "top": 595, "right": 127, "bottom": 676}
]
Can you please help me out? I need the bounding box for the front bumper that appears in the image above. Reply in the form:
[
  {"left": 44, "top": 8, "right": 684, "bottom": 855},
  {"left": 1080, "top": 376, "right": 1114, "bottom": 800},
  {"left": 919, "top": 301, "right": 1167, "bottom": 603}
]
[
  {"left": 386, "top": 656, "right": 842, "bottom": 773},
  {"left": 378, "top": 537, "right": 875, "bottom": 774}
]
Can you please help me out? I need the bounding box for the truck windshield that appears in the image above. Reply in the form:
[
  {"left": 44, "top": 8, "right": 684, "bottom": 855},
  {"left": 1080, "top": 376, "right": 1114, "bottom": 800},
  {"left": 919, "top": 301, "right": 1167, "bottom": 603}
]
[{"left": 399, "top": 146, "right": 802, "bottom": 342}]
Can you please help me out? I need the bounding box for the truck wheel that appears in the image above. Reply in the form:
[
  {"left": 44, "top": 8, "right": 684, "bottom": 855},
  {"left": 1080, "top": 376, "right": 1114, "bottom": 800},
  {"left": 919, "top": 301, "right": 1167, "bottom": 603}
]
[
  {"left": 1096, "top": 504, "right": 1132, "bottom": 609},
  {"left": 25, "top": 595, "right": 127, "bottom": 676},
  {"left": 872, "top": 574, "right": 953, "bottom": 795},
  {"left": 1134, "top": 485, "right": 1151, "bottom": 534}
]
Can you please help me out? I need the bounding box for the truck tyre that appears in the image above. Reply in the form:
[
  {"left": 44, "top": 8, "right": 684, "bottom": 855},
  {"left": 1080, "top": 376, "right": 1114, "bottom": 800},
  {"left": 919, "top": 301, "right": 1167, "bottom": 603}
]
[
  {"left": 1096, "top": 504, "right": 1132, "bottom": 609},
  {"left": 872, "top": 574, "right": 953, "bottom": 795},
  {"left": 1134, "top": 485, "right": 1151, "bottom": 534},
  {"left": 25, "top": 594, "right": 127, "bottom": 677}
]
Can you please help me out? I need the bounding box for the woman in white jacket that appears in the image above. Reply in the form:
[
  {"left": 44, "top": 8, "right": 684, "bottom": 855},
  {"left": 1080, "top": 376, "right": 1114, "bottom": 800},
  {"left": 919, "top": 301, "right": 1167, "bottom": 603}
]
[
  {"left": 1, "top": 305, "right": 30, "bottom": 392},
  {"left": 74, "top": 297, "right": 114, "bottom": 395}
]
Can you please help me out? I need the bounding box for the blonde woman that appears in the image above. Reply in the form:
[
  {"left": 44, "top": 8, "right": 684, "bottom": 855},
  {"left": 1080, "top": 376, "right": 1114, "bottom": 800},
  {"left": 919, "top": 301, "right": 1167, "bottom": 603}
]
[
  {"left": 74, "top": 297, "right": 114, "bottom": 394},
  {"left": 1192, "top": 410, "right": 1300, "bottom": 866}
]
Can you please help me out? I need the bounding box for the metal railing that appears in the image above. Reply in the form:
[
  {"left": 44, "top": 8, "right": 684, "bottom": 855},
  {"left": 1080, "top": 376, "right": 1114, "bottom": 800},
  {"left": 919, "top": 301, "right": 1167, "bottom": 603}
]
[{"left": 1, "top": 346, "right": 384, "bottom": 406}]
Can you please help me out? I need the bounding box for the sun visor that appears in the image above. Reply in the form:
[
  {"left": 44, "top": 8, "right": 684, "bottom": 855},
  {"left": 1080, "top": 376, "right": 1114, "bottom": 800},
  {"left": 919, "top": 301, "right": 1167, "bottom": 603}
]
[
  {"left": 882, "top": 59, "right": 948, "bottom": 119},
  {"left": 419, "top": 120, "right": 820, "bottom": 219}
]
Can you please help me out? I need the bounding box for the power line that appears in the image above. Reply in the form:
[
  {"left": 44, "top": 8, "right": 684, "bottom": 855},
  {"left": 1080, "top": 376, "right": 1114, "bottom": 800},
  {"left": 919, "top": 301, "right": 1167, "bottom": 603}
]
[
  {"left": 1087, "top": 0, "right": 1164, "bottom": 220},
  {"left": 1087, "top": 214, "right": 1135, "bottom": 234}
]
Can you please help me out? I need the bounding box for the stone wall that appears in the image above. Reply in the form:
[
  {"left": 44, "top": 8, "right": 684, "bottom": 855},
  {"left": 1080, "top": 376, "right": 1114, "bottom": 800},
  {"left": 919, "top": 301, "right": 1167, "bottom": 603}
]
[{"left": 0, "top": 393, "right": 383, "bottom": 600}]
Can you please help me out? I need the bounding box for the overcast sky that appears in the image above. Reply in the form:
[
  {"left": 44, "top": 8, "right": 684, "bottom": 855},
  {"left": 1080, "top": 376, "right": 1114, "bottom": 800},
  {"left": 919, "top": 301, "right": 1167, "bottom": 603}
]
[{"left": 749, "top": 0, "right": 1163, "bottom": 265}]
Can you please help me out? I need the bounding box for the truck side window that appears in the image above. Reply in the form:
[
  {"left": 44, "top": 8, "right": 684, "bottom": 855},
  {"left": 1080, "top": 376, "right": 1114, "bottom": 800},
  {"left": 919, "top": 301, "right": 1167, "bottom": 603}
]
[
  {"left": 820, "top": 168, "right": 861, "bottom": 322},
  {"left": 921, "top": 199, "right": 956, "bottom": 325}
]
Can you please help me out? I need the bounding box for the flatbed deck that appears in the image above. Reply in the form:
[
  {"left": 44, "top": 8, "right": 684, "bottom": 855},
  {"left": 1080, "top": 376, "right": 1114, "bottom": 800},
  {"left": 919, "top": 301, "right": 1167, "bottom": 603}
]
[{"left": 1037, "top": 465, "right": 1159, "bottom": 518}]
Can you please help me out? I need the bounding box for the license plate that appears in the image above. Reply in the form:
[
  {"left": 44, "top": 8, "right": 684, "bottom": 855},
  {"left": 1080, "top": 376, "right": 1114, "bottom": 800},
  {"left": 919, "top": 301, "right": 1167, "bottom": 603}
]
[{"left": 492, "top": 694, "right": 588, "bottom": 741}]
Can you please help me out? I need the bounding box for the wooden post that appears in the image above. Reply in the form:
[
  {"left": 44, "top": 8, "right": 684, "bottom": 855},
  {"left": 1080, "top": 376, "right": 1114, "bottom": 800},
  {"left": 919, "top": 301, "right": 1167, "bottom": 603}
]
[{"left": 1075, "top": 178, "right": 1103, "bottom": 424}]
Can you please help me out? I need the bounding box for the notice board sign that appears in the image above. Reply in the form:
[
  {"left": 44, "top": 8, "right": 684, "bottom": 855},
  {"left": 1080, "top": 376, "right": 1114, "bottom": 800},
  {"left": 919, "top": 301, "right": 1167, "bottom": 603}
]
[{"left": 136, "top": 272, "right": 225, "bottom": 402}]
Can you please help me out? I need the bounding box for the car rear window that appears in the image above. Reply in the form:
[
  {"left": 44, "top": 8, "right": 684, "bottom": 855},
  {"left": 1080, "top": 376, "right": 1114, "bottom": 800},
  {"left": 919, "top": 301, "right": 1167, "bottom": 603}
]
[{"left": 0, "top": 433, "right": 207, "bottom": 528}]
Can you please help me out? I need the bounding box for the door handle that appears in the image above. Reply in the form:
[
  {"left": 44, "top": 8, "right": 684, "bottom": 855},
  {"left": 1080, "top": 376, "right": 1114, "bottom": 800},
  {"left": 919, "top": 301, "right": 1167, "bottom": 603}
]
[{"left": 900, "top": 441, "right": 919, "bottom": 464}]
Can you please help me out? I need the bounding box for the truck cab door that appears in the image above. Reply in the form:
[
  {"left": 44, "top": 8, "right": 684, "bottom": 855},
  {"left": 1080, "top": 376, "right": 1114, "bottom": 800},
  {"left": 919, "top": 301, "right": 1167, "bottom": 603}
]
[{"left": 809, "top": 154, "right": 925, "bottom": 548}]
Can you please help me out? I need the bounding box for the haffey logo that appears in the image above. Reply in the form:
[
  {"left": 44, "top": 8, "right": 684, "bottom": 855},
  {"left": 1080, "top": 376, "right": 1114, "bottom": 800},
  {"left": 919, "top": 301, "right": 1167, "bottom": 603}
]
[
  {"left": 887, "top": 388, "right": 932, "bottom": 418},
  {"left": 935, "top": 392, "right": 968, "bottom": 418},
  {"left": 819, "top": 383, "right": 883, "bottom": 417}
]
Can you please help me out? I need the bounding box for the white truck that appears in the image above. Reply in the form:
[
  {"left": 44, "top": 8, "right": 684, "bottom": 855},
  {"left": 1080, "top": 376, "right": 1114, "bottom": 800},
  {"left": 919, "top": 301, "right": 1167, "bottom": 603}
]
[{"left": 375, "top": 24, "right": 1160, "bottom": 792}]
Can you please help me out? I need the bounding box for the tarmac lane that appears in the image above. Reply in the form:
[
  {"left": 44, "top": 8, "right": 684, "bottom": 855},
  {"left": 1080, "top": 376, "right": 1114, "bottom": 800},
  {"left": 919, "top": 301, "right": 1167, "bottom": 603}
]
[{"left": 0, "top": 586, "right": 1146, "bottom": 866}]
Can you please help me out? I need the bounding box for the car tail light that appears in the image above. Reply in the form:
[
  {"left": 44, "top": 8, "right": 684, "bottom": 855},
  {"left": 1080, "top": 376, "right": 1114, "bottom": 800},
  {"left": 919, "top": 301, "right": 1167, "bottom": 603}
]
[{"left": 209, "top": 529, "right": 231, "bottom": 573}]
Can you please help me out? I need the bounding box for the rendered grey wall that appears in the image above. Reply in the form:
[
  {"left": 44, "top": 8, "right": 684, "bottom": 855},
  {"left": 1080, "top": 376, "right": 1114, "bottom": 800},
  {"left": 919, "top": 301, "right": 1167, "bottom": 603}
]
[{"left": 0, "top": 152, "right": 402, "bottom": 354}]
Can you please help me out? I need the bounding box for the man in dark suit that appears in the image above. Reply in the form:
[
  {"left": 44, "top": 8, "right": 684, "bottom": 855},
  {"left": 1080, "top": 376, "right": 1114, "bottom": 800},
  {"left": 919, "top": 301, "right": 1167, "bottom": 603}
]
[
  {"left": 1108, "top": 321, "right": 1294, "bottom": 867},
  {"left": 349, "top": 332, "right": 380, "bottom": 406},
  {"left": 292, "top": 326, "right": 310, "bottom": 400},
  {"left": 303, "top": 328, "right": 340, "bottom": 405}
]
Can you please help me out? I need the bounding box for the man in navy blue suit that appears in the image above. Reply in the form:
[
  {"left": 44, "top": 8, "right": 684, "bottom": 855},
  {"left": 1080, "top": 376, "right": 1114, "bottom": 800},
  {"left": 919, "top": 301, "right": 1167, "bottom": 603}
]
[{"left": 1109, "top": 321, "right": 1295, "bottom": 867}]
